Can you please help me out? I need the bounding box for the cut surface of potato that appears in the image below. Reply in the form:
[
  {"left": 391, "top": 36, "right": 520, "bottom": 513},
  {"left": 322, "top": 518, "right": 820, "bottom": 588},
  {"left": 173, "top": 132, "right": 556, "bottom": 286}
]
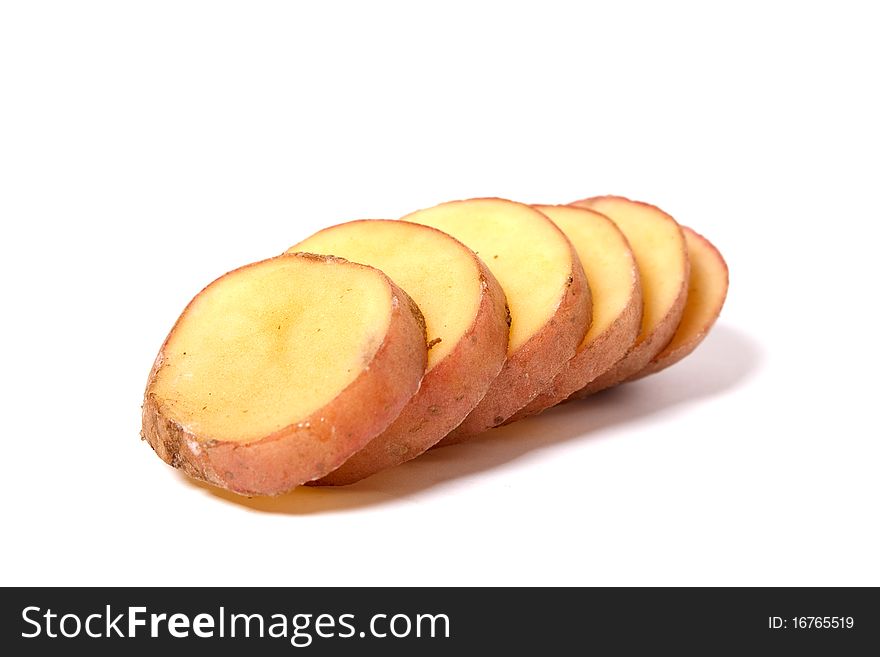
[
  {"left": 142, "top": 253, "right": 427, "bottom": 495},
  {"left": 509, "top": 205, "right": 641, "bottom": 420},
  {"left": 289, "top": 220, "right": 508, "bottom": 484},
  {"left": 569, "top": 196, "right": 689, "bottom": 397},
  {"left": 404, "top": 198, "right": 590, "bottom": 441},
  {"left": 631, "top": 227, "right": 728, "bottom": 379}
]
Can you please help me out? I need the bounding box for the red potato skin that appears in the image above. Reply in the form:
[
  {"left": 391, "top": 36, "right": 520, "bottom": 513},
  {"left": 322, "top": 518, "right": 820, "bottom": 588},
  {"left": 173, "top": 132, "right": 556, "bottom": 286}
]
[
  {"left": 508, "top": 267, "right": 642, "bottom": 421},
  {"left": 314, "top": 259, "right": 509, "bottom": 485},
  {"left": 628, "top": 227, "right": 728, "bottom": 381},
  {"left": 437, "top": 243, "right": 592, "bottom": 444},
  {"left": 141, "top": 254, "right": 427, "bottom": 496},
  {"left": 567, "top": 196, "right": 690, "bottom": 398}
]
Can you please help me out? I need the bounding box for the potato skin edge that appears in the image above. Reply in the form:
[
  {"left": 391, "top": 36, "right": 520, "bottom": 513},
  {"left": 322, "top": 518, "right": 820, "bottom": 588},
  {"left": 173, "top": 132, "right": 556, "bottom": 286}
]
[
  {"left": 575, "top": 265, "right": 687, "bottom": 395},
  {"left": 141, "top": 253, "right": 427, "bottom": 496},
  {"left": 439, "top": 238, "right": 592, "bottom": 444},
  {"left": 313, "top": 257, "right": 509, "bottom": 485},
  {"left": 627, "top": 227, "right": 729, "bottom": 381},
  {"left": 510, "top": 264, "right": 642, "bottom": 418},
  {"left": 566, "top": 196, "right": 690, "bottom": 396}
]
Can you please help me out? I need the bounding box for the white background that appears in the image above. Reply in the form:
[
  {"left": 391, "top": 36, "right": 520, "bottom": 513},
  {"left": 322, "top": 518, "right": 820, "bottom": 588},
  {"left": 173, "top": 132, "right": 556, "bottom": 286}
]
[{"left": 1, "top": 1, "right": 878, "bottom": 586}]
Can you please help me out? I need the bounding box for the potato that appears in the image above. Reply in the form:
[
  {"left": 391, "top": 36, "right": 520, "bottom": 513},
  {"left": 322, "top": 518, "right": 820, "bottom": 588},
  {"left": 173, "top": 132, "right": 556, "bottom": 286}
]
[
  {"left": 404, "top": 198, "right": 591, "bottom": 441},
  {"left": 568, "top": 196, "right": 689, "bottom": 397},
  {"left": 141, "top": 253, "right": 427, "bottom": 495},
  {"left": 630, "top": 227, "right": 728, "bottom": 380},
  {"left": 288, "top": 220, "right": 508, "bottom": 484},
  {"left": 508, "top": 205, "right": 642, "bottom": 421}
]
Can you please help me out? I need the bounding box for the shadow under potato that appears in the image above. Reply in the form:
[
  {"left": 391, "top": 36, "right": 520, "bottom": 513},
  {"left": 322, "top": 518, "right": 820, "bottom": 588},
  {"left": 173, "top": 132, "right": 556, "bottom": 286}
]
[{"left": 181, "top": 325, "right": 763, "bottom": 515}]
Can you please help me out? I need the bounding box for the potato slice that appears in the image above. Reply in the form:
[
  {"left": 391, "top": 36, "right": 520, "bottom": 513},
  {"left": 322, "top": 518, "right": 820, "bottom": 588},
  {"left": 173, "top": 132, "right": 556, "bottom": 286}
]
[
  {"left": 569, "top": 196, "right": 689, "bottom": 397},
  {"left": 508, "top": 205, "right": 641, "bottom": 420},
  {"left": 141, "top": 253, "right": 427, "bottom": 495},
  {"left": 630, "top": 227, "right": 728, "bottom": 380},
  {"left": 404, "top": 198, "right": 591, "bottom": 441},
  {"left": 288, "top": 220, "right": 508, "bottom": 484}
]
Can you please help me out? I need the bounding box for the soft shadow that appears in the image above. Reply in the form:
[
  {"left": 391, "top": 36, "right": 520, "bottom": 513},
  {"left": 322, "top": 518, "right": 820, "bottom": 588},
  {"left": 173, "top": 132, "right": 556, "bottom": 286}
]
[{"left": 182, "top": 325, "right": 764, "bottom": 514}]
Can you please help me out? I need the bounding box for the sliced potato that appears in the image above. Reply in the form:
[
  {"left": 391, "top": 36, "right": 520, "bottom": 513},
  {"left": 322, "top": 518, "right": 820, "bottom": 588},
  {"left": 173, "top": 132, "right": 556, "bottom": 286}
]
[
  {"left": 569, "top": 196, "right": 689, "bottom": 397},
  {"left": 630, "top": 227, "right": 728, "bottom": 380},
  {"left": 289, "top": 220, "right": 508, "bottom": 484},
  {"left": 404, "top": 198, "right": 590, "bottom": 441},
  {"left": 509, "top": 205, "right": 641, "bottom": 420},
  {"left": 141, "top": 253, "right": 427, "bottom": 495}
]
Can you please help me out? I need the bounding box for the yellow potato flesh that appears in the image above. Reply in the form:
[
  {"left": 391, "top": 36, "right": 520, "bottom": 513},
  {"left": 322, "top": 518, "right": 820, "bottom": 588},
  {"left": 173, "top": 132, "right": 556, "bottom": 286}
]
[
  {"left": 405, "top": 199, "right": 572, "bottom": 353},
  {"left": 574, "top": 197, "right": 686, "bottom": 346},
  {"left": 659, "top": 228, "right": 727, "bottom": 355},
  {"left": 536, "top": 205, "right": 635, "bottom": 347},
  {"left": 151, "top": 256, "right": 393, "bottom": 443},
  {"left": 292, "top": 220, "right": 481, "bottom": 372}
]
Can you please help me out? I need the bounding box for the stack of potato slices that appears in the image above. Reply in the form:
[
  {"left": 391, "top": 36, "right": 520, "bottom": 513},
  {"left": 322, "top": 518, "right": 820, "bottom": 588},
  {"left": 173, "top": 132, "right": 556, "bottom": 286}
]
[{"left": 142, "top": 196, "right": 728, "bottom": 495}]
